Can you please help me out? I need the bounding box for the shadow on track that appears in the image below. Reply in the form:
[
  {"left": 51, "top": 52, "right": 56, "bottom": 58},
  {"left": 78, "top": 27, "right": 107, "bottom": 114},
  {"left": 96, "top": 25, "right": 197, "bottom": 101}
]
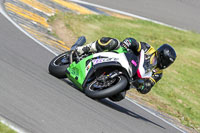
[
  {"left": 62, "top": 79, "right": 165, "bottom": 129},
  {"left": 98, "top": 99, "right": 165, "bottom": 129}
]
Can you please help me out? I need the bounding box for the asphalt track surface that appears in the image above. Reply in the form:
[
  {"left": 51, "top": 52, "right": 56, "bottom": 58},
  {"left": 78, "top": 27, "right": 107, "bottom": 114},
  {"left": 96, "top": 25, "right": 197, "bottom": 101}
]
[
  {"left": 80, "top": 0, "right": 200, "bottom": 33},
  {"left": 0, "top": 1, "right": 185, "bottom": 133}
]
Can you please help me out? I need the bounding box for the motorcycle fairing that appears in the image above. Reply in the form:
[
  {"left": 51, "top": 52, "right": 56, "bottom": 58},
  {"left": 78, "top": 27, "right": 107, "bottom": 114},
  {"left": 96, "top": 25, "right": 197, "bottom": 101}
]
[
  {"left": 66, "top": 47, "right": 132, "bottom": 90},
  {"left": 91, "top": 52, "right": 133, "bottom": 76},
  {"left": 66, "top": 55, "right": 94, "bottom": 90}
]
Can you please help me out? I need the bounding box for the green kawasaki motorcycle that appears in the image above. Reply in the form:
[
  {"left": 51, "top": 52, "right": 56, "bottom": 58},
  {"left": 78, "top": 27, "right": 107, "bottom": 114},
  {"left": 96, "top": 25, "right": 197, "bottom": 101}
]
[{"left": 49, "top": 36, "right": 151, "bottom": 101}]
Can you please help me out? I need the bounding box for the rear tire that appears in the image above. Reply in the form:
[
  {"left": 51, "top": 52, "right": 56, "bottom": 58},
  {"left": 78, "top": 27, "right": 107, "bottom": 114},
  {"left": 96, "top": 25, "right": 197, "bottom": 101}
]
[
  {"left": 48, "top": 51, "right": 71, "bottom": 78},
  {"left": 84, "top": 75, "right": 127, "bottom": 99}
]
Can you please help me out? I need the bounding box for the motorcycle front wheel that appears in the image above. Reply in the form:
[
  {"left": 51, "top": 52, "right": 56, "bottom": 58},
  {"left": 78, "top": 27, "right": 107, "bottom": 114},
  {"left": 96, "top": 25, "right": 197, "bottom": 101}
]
[
  {"left": 84, "top": 75, "right": 128, "bottom": 99},
  {"left": 48, "top": 51, "right": 71, "bottom": 78}
]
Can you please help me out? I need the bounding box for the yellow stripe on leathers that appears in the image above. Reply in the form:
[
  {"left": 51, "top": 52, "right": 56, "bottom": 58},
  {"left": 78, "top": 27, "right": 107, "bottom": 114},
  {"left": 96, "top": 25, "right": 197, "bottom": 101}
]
[
  {"left": 146, "top": 46, "right": 156, "bottom": 55},
  {"left": 19, "top": 0, "right": 56, "bottom": 16},
  {"left": 5, "top": 2, "right": 49, "bottom": 28},
  {"left": 98, "top": 39, "right": 112, "bottom": 46},
  {"left": 150, "top": 77, "right": 156, "bottom": 83},
  {"left": 51, "top": 0, "right": 94, "bottom": 14},
  {"left": 137, "top": 42, "right": 142, "bottom": 52}
]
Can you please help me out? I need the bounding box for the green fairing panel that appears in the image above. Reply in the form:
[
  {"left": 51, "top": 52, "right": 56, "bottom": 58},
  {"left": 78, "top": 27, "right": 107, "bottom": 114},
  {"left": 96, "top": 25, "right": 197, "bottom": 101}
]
[
  {"left": 66, "top": 47, "right": 126, "bottom": 90},
  {"left": 114, "top": 46, "right": 127, "bottom": 53},
  {"left": 66, "top": 55, "right": 93, "bottom": 90}
]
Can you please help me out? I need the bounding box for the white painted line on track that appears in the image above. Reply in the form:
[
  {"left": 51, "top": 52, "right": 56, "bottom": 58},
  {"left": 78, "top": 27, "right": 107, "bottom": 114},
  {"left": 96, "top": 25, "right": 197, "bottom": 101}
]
[
  {"left": 1, "top": 5, "right": 27, "bottom": 133},
  {"left": 0, "top": 3, "right": 58, "bottom": 56},
  {"left": 0, "top": 116, "right": 27, "bottom": 133},
  {"left": 0, "top": 2, "right": 57, "bottom": 133},
  {"left": 0, "top": 1, "right": 186, "bottom": 133},
  {"left": 70, "top": 0, "right": 187, "bottom": 32}
]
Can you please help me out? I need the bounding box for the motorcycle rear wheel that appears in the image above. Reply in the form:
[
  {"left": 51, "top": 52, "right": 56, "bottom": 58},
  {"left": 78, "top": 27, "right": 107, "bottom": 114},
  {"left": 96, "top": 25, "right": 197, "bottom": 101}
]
[
  {"left": 48, "top": 51, "right": 71, "bottom": 78},
  {"left": 85, "top": 75, "right": 127, "bottom": 99}
]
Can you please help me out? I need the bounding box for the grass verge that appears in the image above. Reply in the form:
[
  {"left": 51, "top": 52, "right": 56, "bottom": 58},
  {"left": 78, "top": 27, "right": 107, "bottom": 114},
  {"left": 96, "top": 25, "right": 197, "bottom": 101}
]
[
  {"left": 48, "top": 13, "right": 200, "bottom": 132},
  {"left": 0, "top": 122, "right": 16, "bottom": 133}
]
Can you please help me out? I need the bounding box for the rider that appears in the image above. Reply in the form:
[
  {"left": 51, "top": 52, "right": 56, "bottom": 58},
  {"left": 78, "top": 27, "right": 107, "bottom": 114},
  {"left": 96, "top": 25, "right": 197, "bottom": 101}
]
[{"left": 76, "top": 37, "right": 176, "bottom": 101}]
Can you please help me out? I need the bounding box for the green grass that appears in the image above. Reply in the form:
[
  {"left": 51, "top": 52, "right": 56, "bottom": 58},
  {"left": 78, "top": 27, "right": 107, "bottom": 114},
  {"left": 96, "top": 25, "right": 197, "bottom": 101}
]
[
  {"left": 49, "top": 13, "right": 200, "bottom": 131},
  {"left": 0, "top": 122, "right": 16, "bottom": 133}
]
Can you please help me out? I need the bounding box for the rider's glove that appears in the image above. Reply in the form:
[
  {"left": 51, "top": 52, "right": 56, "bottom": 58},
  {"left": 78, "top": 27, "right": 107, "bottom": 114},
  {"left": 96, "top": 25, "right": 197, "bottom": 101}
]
[
  {"left": 136, "top": 80, "right": 153, "bottom": 94},
  {"left": 76, "top": 46, "right": 90, "bottom": 55}
]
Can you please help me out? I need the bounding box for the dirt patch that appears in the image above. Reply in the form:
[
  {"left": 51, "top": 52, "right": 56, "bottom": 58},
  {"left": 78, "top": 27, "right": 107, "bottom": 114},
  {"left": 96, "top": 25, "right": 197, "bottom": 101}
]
[{"left": 51, "top": 19, "right": 77, "bottom": 48}]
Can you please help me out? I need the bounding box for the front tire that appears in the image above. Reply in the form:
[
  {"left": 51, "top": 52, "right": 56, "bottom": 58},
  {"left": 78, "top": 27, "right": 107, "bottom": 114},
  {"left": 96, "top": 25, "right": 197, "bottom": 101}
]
[
  {"left": 84, "top": 75, "right": 128, "bottom": 99},
  {"left": 49, "top": 51, "right": 71, "bottom": 78}
]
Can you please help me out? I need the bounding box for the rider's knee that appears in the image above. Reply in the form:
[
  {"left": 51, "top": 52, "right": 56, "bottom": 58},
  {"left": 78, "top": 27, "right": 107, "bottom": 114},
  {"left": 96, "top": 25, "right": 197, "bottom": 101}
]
[{"left": 96, "top": 37, "right": 119, "bottom": 51}]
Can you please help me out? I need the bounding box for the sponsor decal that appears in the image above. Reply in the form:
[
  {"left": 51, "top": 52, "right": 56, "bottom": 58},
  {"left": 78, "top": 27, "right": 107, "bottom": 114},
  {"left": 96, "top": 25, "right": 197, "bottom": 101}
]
[
  {"left": 123, "top": 39, "right": 131, "bottom": 47},
  {"left": 131, "top": 60, "right": 137, "bottom": 67},
  {"left": 86, "top": 64, "right": 91, "bottom": 71},
  {"left": 92, "top": 58, "right": 118, "bottom": 65},
  {"left": 122, "top": 39, "right": 132, "bottom": 49},
  {"left": 85, "top": 61, "right": 92, "bottom": 74}
]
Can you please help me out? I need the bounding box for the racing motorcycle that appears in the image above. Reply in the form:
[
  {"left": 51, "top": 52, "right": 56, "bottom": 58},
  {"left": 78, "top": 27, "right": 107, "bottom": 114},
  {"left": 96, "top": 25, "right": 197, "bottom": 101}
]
[{"left": 48, "top": 36, "right": 152, "bottom": 101}]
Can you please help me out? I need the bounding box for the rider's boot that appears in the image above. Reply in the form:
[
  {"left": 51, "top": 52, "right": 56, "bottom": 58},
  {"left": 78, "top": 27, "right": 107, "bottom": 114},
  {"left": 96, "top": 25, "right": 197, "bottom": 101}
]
[{"left": 76, "top": 42, "right": 97, "bottom": 55}]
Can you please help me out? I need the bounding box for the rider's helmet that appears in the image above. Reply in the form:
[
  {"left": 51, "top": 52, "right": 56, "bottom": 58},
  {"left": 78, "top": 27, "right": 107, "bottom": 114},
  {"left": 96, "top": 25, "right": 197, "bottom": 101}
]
[{"left": 156, "top": 44, "right": 176, "bottom": 69}]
